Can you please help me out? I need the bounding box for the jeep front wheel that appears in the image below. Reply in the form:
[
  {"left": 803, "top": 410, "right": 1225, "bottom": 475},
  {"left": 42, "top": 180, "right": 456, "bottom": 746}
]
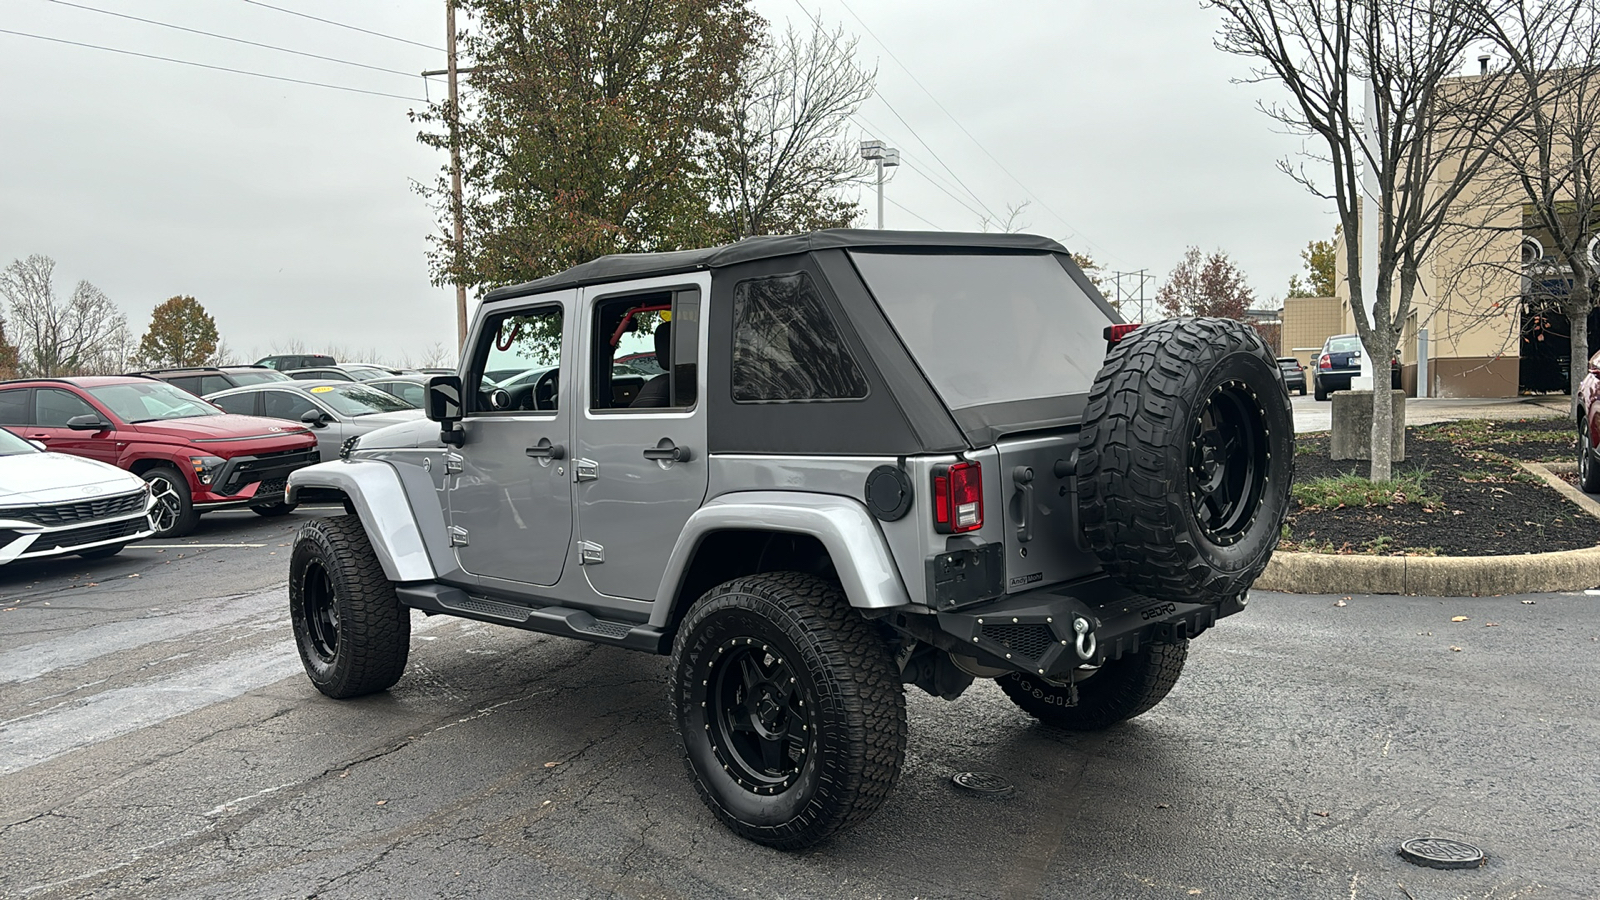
[
  {"left": 1079, "top": 317, "right": 1293, "bottom": 605},
  {"left": 998, "top": 640, "right": 1188, "bottom": 731},
  {"left": 289, "top": 515, "right": 410, "bottom": 699},
  {"left": 669, "top": 573, "right": 906, "bottom": 850}
]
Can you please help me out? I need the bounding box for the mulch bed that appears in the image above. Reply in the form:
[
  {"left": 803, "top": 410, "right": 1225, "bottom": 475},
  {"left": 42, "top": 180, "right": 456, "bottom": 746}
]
[{"left": 1283, "top": 417, "right": 1599, "bottom": 556}]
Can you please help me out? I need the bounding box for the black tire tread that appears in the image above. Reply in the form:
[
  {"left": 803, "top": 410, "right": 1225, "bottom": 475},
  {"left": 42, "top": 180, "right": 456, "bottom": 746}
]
[
  {"left": 291, "top": 514, "right": 409, "bottom": 698},
  {"left": 1580, "top": 414, "right": 1600, "bottom": 493},
  {"left": 670, "top": 572, "right": 906, "bottom": 850},
  {"left": 999, "top": 640, "right": 1188, "bottom": 731},
  {"left": 1078, "top": 317, "right": 1292, "bottom": 604}
]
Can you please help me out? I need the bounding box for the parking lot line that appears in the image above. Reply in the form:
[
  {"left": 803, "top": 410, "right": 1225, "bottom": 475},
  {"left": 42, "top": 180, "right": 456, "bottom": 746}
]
[{"left": 130, "top": 543, "right": 267, "bottom": 549}]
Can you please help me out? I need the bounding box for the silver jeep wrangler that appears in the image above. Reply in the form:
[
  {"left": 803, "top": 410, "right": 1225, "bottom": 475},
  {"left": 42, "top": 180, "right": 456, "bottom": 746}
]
[{"left": 285, "top": 229, "right": 1293, "bottom": 849}]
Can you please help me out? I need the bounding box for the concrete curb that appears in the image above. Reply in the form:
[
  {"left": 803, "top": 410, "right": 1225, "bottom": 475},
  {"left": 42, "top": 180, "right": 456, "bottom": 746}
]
[{"left": 1257, "top": 464, "right": 1600, "bottom": 595}]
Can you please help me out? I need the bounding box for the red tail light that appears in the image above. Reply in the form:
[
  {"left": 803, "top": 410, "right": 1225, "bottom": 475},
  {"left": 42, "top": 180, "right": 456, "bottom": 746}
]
[
  {"left": 1318, "top": 354, "right": 1332, "bottom": 369},
  {"left": 1103, "top": 323, "right": 1141, "bottom": 345},
  {"left": 932, "top": 461, "right": 983, "bottom": 533}
]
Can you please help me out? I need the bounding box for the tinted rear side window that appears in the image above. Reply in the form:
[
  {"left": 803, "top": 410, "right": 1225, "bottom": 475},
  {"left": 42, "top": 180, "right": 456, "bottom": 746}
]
[
  {"left": 849, "top": 251, "right": 1111, "bottom": 410},
  {"left": 731, "top": 272, "right": 868, "bottom": 403},
  {"left": 0, "top": 389, "right": 29, "bottom": 425}
]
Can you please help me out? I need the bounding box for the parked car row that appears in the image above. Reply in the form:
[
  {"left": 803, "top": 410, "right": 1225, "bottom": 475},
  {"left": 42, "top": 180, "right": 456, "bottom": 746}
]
[{"left": 0, "top": 350, "right": 625, "bottom": 563}]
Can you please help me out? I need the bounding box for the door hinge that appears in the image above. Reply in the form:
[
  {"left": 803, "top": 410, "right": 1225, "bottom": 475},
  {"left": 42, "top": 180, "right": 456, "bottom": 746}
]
[
  {"left": 444, "top": 451, "right": 464, "bottom": 474},
  {"left": 449, "top": 525, "right": 469, "bottom": 547},
  {"left": 578, "top": 540, "right": 604, "bottom": 565},
  {"left": 574, "top": 458, "right": 599, "bottom": 482}
]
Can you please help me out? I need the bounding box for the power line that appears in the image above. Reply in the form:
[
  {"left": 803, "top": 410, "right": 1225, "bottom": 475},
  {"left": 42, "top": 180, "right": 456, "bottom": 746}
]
[
  {"left": 44, "top": 0, "right": 422, "bottom": 80},
  {"left": 849, "top": 111, "right": 989, "bottom": 224},
  {"left": 0, "top": 27, "right": 426, "bottom": 101},
  {"left": 883, "top": 195, "right": 942, "bottom": 230},
  {"left": 831, "top": 0, "right": 1120, "bottom": 261},
  {"left": 236, "top": 0, "right": 443, "bottom": 53},
  {"left": 791, "top": 0, "right": 1001, "bottom": 224}
]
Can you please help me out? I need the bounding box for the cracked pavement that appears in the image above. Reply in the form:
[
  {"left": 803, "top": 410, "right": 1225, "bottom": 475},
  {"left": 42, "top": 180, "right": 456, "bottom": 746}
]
[{"left": 1, "top": 506, "right": 1597, "bottom": 898}]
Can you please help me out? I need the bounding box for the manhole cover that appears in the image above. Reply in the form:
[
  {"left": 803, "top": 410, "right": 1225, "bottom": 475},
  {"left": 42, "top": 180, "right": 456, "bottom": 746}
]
[
  {"left": 1399, "top": 837, "right": 1487, "bottom": 869},
  {"left": 951, "top": 771, "right": 1014, "bottom": 798}
]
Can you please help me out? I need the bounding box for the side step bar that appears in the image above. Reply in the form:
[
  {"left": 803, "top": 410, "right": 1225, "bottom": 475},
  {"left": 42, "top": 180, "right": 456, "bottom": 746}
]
[{"left": 395, "top": 584, "right": 669, "bottom": 654}]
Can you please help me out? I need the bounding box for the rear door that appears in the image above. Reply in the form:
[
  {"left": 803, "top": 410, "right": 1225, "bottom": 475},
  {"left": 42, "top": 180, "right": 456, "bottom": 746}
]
[
  {"left": 29, "top": 387, "right": 122, "bottom": 467},
  {"left": 572, "top": 275, "right": 708, "bottom": 601}
]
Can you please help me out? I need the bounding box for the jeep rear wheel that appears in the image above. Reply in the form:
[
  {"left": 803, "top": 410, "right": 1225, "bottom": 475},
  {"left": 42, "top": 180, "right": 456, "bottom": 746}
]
[
  {"left": 998, "top": 640, "right": 1188, "bottom": 731},
  {"left": 1079, "top": 317, "right": 1293, "bottom": 605},
  {"left": 670, "top": 573, "right": 906, "bottom": 850},
  {"left": 289, "top": 515, "right": 409, "bottom": 699}
]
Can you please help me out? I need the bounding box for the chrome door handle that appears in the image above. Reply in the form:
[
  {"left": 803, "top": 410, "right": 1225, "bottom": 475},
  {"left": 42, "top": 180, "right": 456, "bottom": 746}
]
[{"left": 574, "top": 458, "right": 599, "bottom": 481}]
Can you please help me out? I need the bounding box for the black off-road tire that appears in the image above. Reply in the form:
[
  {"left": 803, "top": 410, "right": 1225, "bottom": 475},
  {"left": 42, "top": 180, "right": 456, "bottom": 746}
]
[
  {"left": 252, "top": 501, "right": 298, "bottom": 517},
  {"left": 289, "top": 514, "right": 409, "bottom": 699},
  {"left": 141, "top": 465, "right": 200, "bottom": 539},
  {"left": 670, "top": 572, "right": 906, "bottom": 850},
  {"left": 998, "top": 640, "right": 1188, "bottom": 731},
  {"left": 1580, "top": 414, "right": 1600, "bottom": 493},
  {"left": 1079, "top": 317, "right": 1293, "bottom": 605}
]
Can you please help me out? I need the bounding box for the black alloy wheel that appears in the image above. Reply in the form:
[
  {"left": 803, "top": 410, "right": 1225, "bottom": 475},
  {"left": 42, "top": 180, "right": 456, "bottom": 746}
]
[
  {"left": 1188, "top": 381, "right": 1269, "bottom": 547},
  {"left": 706, "top": 639, "right": 812, "bottom": 794},
  {"left": 299, "top": 558, "right": 340, "bottom": 664}
]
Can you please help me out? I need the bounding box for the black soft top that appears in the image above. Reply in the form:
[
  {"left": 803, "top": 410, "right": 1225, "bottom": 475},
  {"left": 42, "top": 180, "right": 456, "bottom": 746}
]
[{"left": 482, "top": 229, "right": 1069, "bottom": 302}]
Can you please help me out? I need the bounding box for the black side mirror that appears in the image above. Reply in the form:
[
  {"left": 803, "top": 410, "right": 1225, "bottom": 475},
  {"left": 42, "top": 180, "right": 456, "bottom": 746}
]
[
  {"left": 300, "top": 408, "right": 330, "bottom": 427},
  {"left": 66, "top": 414, "right": 109, "bottom": 432},
  {"left": 426, "top": 375, "right": 465, "bottom": 446}
]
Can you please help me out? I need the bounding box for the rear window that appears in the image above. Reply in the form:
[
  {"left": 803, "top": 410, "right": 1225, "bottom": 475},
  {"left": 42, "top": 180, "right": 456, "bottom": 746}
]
[
  {"left": 1326, "top": 336, "right": 1361, "bottom": 353},
  {"left": 848, "top": 251, "right": 1111, "bottom": 409}
]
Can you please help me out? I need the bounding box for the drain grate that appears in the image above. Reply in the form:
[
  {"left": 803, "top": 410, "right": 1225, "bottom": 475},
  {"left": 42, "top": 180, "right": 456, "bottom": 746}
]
[{"left": 1399, "top": 837, "right": 1486, "bottom": 869}]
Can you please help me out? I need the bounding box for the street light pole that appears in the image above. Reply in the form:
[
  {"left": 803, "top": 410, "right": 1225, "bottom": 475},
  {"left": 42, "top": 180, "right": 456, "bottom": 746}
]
[{"left": 859, "top": 140, "right": 900, "bottom": 229}]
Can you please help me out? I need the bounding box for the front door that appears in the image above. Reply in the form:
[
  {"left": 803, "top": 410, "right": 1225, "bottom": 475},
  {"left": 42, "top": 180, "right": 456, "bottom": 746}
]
[
  {"left": 447, "top": 294, "right": 574, "bottom": 588},
  {"left": 574, "top": 277, "right": 709, "bottom": 601}
]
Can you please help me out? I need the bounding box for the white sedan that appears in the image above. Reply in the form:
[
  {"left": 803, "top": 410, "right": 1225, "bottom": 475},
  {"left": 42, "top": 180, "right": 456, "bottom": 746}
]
[{"left": 0, "top": 428, "right": 156, "bottom": 565}]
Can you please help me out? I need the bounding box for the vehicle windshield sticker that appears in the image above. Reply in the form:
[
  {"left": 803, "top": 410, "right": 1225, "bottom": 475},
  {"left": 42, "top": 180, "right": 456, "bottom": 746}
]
[{"left": 310, "top": 386, "right": 334, "bottom": 393}]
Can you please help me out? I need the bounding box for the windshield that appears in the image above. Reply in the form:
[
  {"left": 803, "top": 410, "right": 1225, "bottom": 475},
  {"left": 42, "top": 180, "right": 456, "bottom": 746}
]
[
  {"left": 87, "top": 382, "right": 222, "bottom": 423},
  {"left": 0, "top": 428, "right": 38, "bottom": 456},
  {"left": 312, "top": 384, "right": 416, "bottom": 416},
  {"left": 849, "top": 251, "right": 1112, "bottom": 409}
]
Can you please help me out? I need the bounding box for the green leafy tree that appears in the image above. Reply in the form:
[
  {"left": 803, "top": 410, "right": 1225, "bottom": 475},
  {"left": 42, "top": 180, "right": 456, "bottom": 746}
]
[
  {"left": 1286, "top": 226, "right": 1340, "bottom": 298},
  {"left": 138, "top": 295, "right": 218, "bottom": 368},
  {"left": 415, "top": 0, "right": 758, "bottom": 290}
]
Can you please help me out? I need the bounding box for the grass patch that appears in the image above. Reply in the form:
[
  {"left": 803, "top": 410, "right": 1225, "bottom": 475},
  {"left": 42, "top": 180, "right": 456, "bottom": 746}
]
[{"left": 1292, "top": 470, "right": 1442, "bottom": 510}]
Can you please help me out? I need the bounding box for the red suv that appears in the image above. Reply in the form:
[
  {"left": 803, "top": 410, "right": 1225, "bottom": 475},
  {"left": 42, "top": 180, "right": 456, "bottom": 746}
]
[{"left": 0, "top": 377, "right": 320, "bottom": 537}]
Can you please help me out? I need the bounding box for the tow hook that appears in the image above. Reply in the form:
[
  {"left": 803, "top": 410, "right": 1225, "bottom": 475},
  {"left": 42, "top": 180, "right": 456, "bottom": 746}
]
[{"left": 1072, "top": 616, "right": 1097, "bottom": 660}]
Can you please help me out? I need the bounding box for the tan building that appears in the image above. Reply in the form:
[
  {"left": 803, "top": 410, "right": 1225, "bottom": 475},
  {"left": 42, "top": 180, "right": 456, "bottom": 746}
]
[{"left": 1281, "top": 296, "right": 1343, "bottom": 372}]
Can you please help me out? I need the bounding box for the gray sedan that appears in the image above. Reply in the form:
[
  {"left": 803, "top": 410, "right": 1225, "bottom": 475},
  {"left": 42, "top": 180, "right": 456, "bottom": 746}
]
[{"left": 204, "top": 381, "right": 424, "bottom": 461}]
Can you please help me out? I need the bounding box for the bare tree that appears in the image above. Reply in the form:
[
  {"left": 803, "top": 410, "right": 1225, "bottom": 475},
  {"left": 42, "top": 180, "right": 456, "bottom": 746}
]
[
  {"left": 1211, "top": 0, "right": 1525, "bottom": 480},
  {"left": 1475, "top": 1, "right": 1600, "bottom": 407},
  {"left": 1, "top": 254, "right": 130, "bottom": 377},
  {"left": 979, "top": 200, "right": 1032, "bottom": 234},
  {"left": 713, "top": 16, "right": 874, "bottom": 238}
]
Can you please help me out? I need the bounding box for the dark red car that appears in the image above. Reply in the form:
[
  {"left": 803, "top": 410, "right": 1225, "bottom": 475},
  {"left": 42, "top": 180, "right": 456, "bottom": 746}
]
[
  {"left": 1579, "top": 351, "right": 1600, "bottom": 492},
  {"left": 0, "top": 376, "right": 321, "bottom": 537}
]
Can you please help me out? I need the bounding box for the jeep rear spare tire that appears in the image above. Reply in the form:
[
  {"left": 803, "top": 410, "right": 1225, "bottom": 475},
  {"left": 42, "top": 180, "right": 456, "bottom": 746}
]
[{"left": 1078, "top": 317, "right": 1293, "bottom": 605}]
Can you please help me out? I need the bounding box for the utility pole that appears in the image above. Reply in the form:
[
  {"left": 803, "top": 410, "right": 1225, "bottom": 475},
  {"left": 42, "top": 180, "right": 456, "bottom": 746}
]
[
  {"left": 859, "top": 140, "right": 900, "bottom": 229},
  {"left": 446, "top": 0, "right": 468, "bottom": 350}
]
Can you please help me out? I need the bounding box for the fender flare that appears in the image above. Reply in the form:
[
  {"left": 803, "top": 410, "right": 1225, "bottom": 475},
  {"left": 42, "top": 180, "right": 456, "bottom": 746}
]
[
  {"left": 287, "top": 460, "right": 435, "bottom": 582},
  {"left": 649, "top": 490, "right": 911, "bottom": 629}
]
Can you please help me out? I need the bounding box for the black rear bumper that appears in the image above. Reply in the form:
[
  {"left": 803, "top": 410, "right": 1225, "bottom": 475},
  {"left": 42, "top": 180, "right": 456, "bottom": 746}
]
[{"left": 924, "top": 574, "right": 1241, "bottom": 677}]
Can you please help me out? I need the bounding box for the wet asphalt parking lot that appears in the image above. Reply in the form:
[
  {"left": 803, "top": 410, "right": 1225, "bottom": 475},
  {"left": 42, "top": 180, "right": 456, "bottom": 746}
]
[{"left": 2, "top": 503, "right": 1597, "bottom": 899}]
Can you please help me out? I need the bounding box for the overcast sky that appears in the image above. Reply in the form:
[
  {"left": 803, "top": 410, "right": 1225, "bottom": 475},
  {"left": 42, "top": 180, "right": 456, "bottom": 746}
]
[{"left": 0, "top": 0, "right": 1335, "bottom": 366}]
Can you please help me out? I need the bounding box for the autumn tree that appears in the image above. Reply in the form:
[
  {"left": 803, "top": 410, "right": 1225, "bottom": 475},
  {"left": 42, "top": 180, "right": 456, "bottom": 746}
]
[
  {"left": 414, "top": 0, "right": 757, "bottom": 291},
  {"left": 1, "top": 254, "right": 129, "bottom": 376},
  {"left": 1286, "top": 226, "right": 1340, "bottom": 297},
  {"left": 1070, "top": 251, "right": 1110, "bottom": 300},
  {"left": 138, "top": 295, "right": 219, "bottom": 368},
  {"left": 713, "top": 16, "right": 873, "bottom": 237},
  {"left": 1157, "top": 247, "right": 1256, "bottom": 319}
]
